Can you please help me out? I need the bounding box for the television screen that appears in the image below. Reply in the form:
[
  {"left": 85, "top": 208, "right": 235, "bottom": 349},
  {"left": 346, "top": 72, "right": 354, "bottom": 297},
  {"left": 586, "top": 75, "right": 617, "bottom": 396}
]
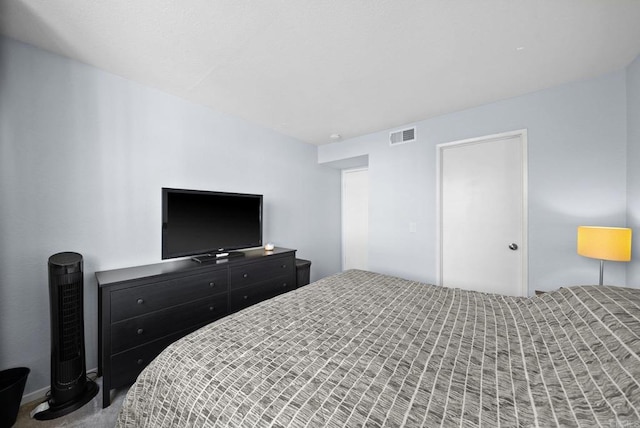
[{"left": 162, "top": 188, "right": 263, "bottom": 259}]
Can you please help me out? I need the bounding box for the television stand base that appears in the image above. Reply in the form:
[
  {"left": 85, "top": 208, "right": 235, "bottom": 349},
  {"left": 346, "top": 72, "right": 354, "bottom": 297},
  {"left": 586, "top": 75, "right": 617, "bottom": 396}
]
[{"left": 192, "top": 252, "right": 245, "bottom": 263}]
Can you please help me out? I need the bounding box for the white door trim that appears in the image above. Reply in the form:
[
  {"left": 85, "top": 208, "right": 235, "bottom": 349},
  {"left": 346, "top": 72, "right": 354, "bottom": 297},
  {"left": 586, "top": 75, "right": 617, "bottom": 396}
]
[
  {"left": 435, "top": 129, "right": 528, "bottom": 296},
  {"left": 342, "top": 167, "right": 369, "bottom": 270}
]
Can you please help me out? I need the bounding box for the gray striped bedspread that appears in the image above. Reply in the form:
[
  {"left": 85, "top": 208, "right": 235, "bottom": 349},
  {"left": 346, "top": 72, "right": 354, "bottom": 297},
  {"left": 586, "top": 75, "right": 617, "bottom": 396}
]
[{"left": 116, "top": 269, "right": 640, "bottom": 427}]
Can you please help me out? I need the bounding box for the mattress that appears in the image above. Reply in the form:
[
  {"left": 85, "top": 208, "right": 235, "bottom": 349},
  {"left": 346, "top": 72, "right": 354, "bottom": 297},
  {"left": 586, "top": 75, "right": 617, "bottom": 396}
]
[{"left": 116, "top": 269, "right": 640, "bottom": 427}]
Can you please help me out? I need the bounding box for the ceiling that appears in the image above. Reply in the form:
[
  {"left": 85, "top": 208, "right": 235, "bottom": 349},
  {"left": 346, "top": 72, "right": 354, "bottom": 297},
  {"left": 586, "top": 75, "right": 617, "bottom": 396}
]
[{"left": 2, "top": 1, "right": 640, "bottom": 145}]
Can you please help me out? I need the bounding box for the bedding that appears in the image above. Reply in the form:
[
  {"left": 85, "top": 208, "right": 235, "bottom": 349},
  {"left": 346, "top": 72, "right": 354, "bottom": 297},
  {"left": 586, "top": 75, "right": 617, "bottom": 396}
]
[{"left": 116, "top": 269, "right": 640, "bottom": 427}]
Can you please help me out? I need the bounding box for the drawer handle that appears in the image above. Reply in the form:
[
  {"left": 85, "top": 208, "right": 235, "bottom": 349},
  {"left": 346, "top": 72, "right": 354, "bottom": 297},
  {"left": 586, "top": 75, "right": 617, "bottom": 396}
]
[
  {"left": 137, "top": 359, "right": 144, "bottom": 365},
  {"left": 136, "top": 298, "right": 144, "bottom": 305},
  {"left": 243, "top": 273, "right": 249, "bottom": 278},
  {"left": 283, "top": 282, "right": 288, "bottom": 288},
  {"left": 243, "top": 295, "right": 248, "bottom": 300},
  {"left": 137, "top": 328, "right": 144, "bottom": 335},
  {"left": 209, "top": 306, "right": 214, "bottom": 311},
  {"left": 281, "top": 264, "right": 287, "bottom": 268},
  {"left": 209, "top": 282, "right": 215, "bottom": 287}
]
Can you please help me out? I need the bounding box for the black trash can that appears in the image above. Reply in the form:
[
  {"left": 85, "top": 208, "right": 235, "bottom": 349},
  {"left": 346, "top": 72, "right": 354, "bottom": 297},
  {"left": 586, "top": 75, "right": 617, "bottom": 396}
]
[
  {"left": 0, "top": 367, "right": 29, "bottom": 428},
  {"left": 296, "top": 259, "right": 311, "bottom": 288}
]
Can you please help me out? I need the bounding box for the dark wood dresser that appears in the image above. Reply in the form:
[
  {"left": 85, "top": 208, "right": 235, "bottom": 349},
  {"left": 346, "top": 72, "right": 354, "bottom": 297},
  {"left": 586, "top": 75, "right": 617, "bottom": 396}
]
[{"left": 96, "top": 247, "right": 296, "bottom": 407}]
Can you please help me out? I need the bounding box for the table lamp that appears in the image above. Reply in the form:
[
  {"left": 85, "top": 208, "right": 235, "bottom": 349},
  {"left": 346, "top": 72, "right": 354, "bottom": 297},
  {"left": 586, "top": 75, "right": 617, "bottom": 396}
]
[{"left": 577, "top": 226, "right": 632, "bottom": 285}]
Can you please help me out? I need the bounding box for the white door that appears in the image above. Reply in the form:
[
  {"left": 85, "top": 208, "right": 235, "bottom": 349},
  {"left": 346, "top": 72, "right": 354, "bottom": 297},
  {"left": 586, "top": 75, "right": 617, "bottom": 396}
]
[
  {"left": 342, "top": 168, "right": 369, "bottom": 270},
  {"left": 438, "top": 131, "right": 527, "bottom": 296}
]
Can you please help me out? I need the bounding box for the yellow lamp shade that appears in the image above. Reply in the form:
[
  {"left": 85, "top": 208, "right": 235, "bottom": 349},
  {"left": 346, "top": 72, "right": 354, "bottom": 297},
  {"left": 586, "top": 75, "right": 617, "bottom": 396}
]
[{"left": 577, "top": 226, "right": 632, "bottom": 261}]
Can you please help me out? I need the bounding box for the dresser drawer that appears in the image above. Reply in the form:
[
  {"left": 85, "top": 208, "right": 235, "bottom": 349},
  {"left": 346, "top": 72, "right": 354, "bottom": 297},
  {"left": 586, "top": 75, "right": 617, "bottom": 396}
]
[
  {"left": 110, "top": 294, "right": 227, "bottom": 354},
  {"left": 229, "top": 275, "right": 293, "bottom": 312},
  {"left": 110, "top": 330, "right": 196, "bottom": 389},
  {"left": 229, "top": 256, "right": 294, "bottom": 290},
  {"left": 111, "top": 269, "right": 228, "bottom": 322}
]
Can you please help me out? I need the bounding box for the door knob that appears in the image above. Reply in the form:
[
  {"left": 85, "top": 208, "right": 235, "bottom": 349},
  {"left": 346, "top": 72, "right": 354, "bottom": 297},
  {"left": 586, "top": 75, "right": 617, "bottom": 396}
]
[{"left": 508, "top": 243, "right": 518, "bottom": 250}]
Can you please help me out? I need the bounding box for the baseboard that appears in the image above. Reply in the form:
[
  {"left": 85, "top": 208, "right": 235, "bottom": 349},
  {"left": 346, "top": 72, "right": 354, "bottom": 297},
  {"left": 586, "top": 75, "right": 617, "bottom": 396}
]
[
  {"left": 20, "top": 367, "right": 99, "bottom": 406},
  {"left": 21, "top": 385, "right": 49, "bottom": 406}
]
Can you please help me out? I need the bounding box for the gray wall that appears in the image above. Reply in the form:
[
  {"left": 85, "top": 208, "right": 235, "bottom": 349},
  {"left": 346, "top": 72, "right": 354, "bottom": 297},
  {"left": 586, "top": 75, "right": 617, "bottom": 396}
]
[
  {"left": 628, "top": 55, "right": 640, "bottom": 285},
  {"left": 0, "top": 37, "right": 342, "bottom": 398},
  {"left": 319, "top": 70, "right": 630, "bottom": 291}
]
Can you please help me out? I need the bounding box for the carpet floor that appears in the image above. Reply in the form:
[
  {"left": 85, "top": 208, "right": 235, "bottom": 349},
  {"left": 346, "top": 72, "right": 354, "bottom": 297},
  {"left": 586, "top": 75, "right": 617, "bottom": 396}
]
[{"left": 14, "top": 378, "right": 127, "bottom": 428}]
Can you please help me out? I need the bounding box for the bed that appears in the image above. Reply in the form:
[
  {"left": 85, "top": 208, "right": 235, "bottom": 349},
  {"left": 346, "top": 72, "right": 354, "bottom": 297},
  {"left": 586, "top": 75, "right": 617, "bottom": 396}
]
[{"left": 116, "top": 269, "right": 640, "bottom": 427}]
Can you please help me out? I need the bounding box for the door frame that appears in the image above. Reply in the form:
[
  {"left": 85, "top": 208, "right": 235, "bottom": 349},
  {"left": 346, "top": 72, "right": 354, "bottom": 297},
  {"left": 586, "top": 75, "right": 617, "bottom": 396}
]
[
  {"left": 341, "top": 167, "right": 369, "bottom": 270},
  {"left": 435, "top": 129, "right": 528, "bottom": 295}
]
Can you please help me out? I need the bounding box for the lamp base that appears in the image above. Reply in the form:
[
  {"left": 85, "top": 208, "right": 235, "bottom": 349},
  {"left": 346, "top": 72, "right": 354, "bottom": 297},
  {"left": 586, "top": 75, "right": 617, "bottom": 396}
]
[{"left": 599, "top": 259, "right": 604, "bottom": 286}]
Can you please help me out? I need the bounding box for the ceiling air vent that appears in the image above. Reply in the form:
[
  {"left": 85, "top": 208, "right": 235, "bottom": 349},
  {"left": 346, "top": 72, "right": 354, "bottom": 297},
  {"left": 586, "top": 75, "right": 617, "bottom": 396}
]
[{"left": 389, "top": 127, "right": 416, "bottom": 146}]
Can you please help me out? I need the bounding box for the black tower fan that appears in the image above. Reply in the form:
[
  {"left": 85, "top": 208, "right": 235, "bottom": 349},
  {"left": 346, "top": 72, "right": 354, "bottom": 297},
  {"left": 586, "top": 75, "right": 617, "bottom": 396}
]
[{"left": 33, "top": 252, "right": 98, "bottom": 420}]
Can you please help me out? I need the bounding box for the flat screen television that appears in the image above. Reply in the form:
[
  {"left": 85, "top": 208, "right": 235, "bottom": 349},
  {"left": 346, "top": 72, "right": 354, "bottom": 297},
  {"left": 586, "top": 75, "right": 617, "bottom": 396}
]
[{"left": 162, "top": 188, "right": 263, "bottom": 260}]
